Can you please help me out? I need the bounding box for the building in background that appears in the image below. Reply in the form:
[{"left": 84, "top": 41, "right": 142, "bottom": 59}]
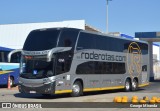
[{"left": 0, "top": 20, "right": 102, "bottom": 49}]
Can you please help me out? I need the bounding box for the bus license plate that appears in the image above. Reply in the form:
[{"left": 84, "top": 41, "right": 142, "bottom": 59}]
[{"left": 30, "top": 91, "right": 36, "bottom": 93}]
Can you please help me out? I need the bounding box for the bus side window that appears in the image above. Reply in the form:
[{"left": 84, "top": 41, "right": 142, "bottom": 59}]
[
  {"left": 56, "top": 51, "right": 72, "bottom": 75},
  {"left": 77, "top": 32, "right": 96, "bottom": 50},
  {"left": 0, "top": 51, "right": 9, "bottom": 62},
  {"left": 0, "top": 51, "right": 3, "bottom": 62},
  {"left": 58, "top": 30, "right": 78, "bottom": 50},
  {"left": 142, "top": 65, "right": 147, "bottom": 71},
  {"left": 10, "top": 52, "right": 21, "bottom": 63}
]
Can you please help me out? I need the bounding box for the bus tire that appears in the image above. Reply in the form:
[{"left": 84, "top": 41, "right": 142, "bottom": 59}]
[
  {"left": 10, "top": 77, "right": 14, "bottom": 87},
  {"left": 124, "top": 79, "right": 131, "bottom": 92},
  {"left": 132, "top": 79, "right": 138, "bottom": 91},
  {"left": 71, "top": 81, "right": 83, "bottom": 97}
]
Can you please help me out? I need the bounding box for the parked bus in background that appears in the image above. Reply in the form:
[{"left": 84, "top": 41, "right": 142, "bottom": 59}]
[
  {"left": 0, "top": 46, "right": 21, "bottom": 87},
  {"left": 8, "top": 28, "right": 149, "bottom": 96}
]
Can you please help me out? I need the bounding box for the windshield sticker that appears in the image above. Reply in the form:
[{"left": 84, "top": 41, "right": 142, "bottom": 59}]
[{"left": 33, "top": 70, "right": 38, "bottom": 75}]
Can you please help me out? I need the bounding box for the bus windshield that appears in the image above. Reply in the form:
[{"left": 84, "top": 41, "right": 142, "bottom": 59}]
[
  {"left": 20, "top": 55, "right": 54, "bottom": 79},
  {"left": 23, "top": 29, "right": 60, "bottom": 51}
]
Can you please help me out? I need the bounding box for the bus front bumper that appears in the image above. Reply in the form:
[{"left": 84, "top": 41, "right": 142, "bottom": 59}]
[{"left": 18, "top": 82, "right": 55, "bottom": 94}]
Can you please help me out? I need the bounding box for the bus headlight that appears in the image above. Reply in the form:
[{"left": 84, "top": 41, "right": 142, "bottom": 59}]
[{"left": 43, "top": 78, "right": 50, "bottom": 84}]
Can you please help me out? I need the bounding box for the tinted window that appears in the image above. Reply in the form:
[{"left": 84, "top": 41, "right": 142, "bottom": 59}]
[
  {"left": 0, "top": 51, "right": 9, "bottom": 62},
  {"left": 77, "top": 32, "right": 148, "bottom": 55},
  {"left": 0, "top": 51, "right": 21, "bottom": 63},
  {"left": 77, "top": 32, "right": 129, "bottom": 52},
  {"left": 20, "top": 56, "right": 54, "bottom": 79},
  {"left": 58, "top": 29, "right": 79, "bottom": 50},
  {"left": 23, "top": 29, "right": 60, "bottom": 51},
  {"left": 76, "top": 33, "right": 96, "bottom": 50},
  {"left": 138, "top": 42, "right": 148, "bottom": 55},
  {"left": 142, "top": 65, "right": 147, "bottom": 71},
  {"left": 10, "top": 52, "right": 21, "bottom": 63},
  {"left": 76, "top": 61, "right": 126, "bottom": 74},
  {"left": 95, "top": 35, "right": 108, "bottom": 51},
  {"left": 55, "top": 51, "right": 72, "bottom": 75},
  {"left": 56, "top": 29, "right": 79, "bottom": 74}
]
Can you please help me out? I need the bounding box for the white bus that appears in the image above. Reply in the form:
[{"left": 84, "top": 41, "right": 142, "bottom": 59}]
[{"left": 9, "top": 28, "right": 149, "bottom": 96}]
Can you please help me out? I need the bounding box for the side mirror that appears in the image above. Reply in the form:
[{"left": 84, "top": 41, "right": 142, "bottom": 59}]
[
  {"left": 47, "top": 47, "right": 72, "bottom": 62},
  {"left": 8, "top": 49, "right": 22, "bottom": 63}
]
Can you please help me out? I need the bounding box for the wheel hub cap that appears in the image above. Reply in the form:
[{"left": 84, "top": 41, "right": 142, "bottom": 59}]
[{"left": 73, "top": 85, "right": 80, "bottom": 93}]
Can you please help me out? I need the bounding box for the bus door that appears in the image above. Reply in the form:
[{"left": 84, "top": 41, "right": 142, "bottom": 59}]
[{"left": 54, "top": 51, "right": 72, "bottom": 92}]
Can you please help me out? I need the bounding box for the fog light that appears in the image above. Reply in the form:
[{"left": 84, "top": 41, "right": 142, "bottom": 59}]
[{"left": 45, "top": 88, "right": 51, "bottom": 93}]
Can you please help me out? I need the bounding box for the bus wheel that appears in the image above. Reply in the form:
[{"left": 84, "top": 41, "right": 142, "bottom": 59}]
[
  {"left": 125, "top": 79, "right": 131, "bottom": 92},
  {"left": 132, "top": 79, "right": 138, "bottom": 91},
  {"left": 71, "top": 81, "right": 82, "bottom": 97},
  {"left": 10, "top": 77, "right": 14, "bottom": 87}
]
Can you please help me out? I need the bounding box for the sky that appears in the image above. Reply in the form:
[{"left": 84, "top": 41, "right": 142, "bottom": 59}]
[{"left": 0, "top": 0, "right": 160, "bottom": 36}]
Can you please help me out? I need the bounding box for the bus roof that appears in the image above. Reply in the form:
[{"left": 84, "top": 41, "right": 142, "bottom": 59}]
[{"left": 0, "top": 46, "right": 13, "bottom": 51}]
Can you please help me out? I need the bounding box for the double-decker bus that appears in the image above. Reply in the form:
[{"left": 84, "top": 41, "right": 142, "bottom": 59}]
[
  {"left": 8, "top": 28, "right": 149, "bottom": 96},
  {"left": 0, "top": 46, "right": 21, "bottom": 86}
]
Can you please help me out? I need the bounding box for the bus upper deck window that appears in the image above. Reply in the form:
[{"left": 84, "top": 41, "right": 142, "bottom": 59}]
[{"left": 58, "top": 30, "right": 79, "bottom": 49}]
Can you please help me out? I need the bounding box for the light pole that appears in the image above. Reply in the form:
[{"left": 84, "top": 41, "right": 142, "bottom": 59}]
[{"left": 106, "top": 0, "right": 112, "bottom": 33}]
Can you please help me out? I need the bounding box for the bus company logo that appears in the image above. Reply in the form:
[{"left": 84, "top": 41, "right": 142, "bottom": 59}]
[
  {"left": 2, "top": 103, "right": 12, "bottom": 108},
  {"left": 127, "top": 42, "right": 142, "bottom": 78},
  {"left": 80, "top": 51, "right": 126, "bottom": 62}
]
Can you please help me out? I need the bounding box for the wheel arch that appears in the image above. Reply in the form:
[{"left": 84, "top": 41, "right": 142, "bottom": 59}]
[
  {"left": 124, "top": 77, "right": 131, "bottom": 83},
  {"left": 72, "top": 78, "right": 84, "bottom": 89},
  {"left": 133, "top": 77, "right": 139, "bottom": 83}
]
